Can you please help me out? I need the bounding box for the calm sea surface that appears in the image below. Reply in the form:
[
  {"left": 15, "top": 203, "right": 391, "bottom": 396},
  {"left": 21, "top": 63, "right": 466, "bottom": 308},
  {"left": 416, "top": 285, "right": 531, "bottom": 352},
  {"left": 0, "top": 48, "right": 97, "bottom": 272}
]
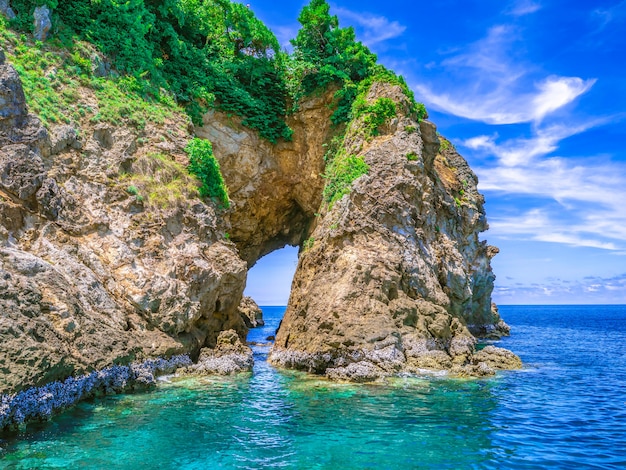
[{"left": 1, "top": 305, "right": 625, "bottom": 469}]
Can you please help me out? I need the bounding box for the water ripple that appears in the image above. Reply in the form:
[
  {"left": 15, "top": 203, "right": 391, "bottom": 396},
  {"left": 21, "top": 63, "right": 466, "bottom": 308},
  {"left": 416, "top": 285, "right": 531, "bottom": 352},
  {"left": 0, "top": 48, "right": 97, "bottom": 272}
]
[{"left": 1, "top": 305, "right": 626, "bottom": 469}]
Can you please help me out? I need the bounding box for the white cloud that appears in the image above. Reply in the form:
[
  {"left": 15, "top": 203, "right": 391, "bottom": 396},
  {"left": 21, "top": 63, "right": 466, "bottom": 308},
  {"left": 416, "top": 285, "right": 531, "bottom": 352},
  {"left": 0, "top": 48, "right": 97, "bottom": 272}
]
[
  {"left": 332, "top": 6, "right": 406, "bottom": 46},
  {"left": 531, "top": 77, "right": 596, "bottom": 123},
  {"left": 493, "top": 273, "right": 626, "bottom": 304},
  {"left": 460, "top": 113, "right": 626, "bottom": 253},
  {"left": 413, "top": 26, "right": 596, "bottom": 124},
  {"left": 507, "top": 0, "right": 542, "bottom": 16},
  {"left": 487, "top": 209, "right": 621, "bottom": 251},
  {"left": 465, "top": 120, "right": 607, "bottom": 166},
  {"left": 417, "top": 75, "right": 594, "bottom": 125},
  {"left": 475, "top": 152, "right": 626, "bottom": 251}
]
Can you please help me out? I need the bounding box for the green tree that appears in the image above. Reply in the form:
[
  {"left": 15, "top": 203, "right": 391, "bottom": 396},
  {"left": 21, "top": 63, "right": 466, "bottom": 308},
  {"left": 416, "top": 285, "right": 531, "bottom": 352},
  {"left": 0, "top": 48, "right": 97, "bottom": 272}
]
[{"left": 289, "top": 0, "right": 378, "bottom": 123}]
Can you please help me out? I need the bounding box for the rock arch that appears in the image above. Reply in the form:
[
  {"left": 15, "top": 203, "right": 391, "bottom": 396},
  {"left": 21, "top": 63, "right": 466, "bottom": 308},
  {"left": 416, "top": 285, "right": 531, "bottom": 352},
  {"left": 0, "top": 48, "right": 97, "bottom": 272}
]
[
  {"left": 195, "top": 91, "right": 337, "bottom": 267},
  {"left": 200, "top": 82, "right": 519, "bottom": 380}
]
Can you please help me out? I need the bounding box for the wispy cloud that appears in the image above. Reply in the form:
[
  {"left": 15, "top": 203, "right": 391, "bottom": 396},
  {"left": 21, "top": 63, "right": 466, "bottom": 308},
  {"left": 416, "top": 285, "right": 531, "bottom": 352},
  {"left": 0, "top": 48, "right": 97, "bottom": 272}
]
[
  {"left": 332, "top": 6, "right": 406, "bottom": 46},
  {"left": 507, "top": 0, "right": 542, "bottom": 16},
  {"left": 413, "top": 16, "right": 625, "bottom": 256},
  {"left": 464, "top": 120, "right": 607, "bottom": 166},
  {"left": 593, "top": 0, "right": 626, "bottom": 30},
  {"left": 488, "top": 208, "right": 622, "bottom": 251},
  {"left": 465, "top": 127, "right": 626, "bottom": 251},
  {"left": 414, "top": 26, "right": 596, "bottom": 124},
  {"left": 494, "top": 273, "right": 626, "bottom": 303}
]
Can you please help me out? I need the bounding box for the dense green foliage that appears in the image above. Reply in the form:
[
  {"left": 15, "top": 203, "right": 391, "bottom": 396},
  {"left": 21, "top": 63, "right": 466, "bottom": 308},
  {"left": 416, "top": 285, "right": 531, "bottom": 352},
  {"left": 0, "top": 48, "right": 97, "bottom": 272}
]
[
  {"left": 288, "top": 0, "right": 378, "bottom": 123},
  {"left": 185, "top": 138, "right": 229, "bottom": 207},
  {"left": 9, "top": 0, "right": 290, "bottom": 142},
  {"left": 288, "top": 0, "right": 428, "bottom": 129},
  {"left": 7, "top": 0, "right": 427, "bottom": 145}
]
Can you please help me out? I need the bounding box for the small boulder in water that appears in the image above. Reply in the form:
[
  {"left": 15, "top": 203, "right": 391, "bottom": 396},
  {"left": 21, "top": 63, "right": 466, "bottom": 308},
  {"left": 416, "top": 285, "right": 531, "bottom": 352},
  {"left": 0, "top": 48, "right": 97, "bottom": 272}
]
[
  {"left": 473, "top": 346, "right": 522, "bottom": 370},
  {"left": 185, "top": 330, "right": 253, "bottom": 375},
  {"left": 238, "top": 296, "right": 264, "bottom": 328}
]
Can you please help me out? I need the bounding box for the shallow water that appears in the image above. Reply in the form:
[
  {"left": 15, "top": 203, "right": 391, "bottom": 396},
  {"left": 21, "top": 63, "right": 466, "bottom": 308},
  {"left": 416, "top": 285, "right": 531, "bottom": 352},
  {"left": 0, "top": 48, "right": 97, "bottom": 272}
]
[{"left": 1, "top": 305, "right": 626, "bottom": 469}]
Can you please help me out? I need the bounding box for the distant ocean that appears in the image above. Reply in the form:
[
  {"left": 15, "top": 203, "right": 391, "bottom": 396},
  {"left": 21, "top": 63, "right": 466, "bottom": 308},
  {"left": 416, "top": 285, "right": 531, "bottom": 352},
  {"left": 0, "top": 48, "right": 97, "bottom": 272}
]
[{"left": 1, "top": 305, "right": 625, "bottom": 469}]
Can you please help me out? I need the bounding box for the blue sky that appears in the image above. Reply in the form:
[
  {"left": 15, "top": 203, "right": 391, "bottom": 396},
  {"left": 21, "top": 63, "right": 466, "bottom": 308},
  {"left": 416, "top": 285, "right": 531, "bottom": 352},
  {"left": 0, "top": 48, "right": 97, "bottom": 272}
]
[{"left": 244, "top": 0, "right": 626, "bottom": 305}]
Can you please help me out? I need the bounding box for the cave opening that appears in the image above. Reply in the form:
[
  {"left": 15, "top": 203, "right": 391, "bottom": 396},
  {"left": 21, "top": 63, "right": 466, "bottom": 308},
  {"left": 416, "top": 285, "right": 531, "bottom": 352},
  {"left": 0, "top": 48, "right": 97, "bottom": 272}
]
[{"left": 243, "top": 245, "right": 299, "bottom": 344}]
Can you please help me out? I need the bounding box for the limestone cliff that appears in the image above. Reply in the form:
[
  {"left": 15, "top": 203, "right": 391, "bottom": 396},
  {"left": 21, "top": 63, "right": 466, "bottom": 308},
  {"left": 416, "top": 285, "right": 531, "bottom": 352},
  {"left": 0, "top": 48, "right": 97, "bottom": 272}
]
[
  {"left": 269, "top": 82, "right": 519, "bottom": 380},
  {"left": 0, "top": 53, "right": 247, "bottom": 395}
]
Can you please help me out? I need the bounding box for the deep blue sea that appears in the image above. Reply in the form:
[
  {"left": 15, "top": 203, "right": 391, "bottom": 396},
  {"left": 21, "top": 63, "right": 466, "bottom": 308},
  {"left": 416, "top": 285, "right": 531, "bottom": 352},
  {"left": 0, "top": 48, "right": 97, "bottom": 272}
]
[{"left": 1, "top": 305, "right": 626, "bottom": 469}]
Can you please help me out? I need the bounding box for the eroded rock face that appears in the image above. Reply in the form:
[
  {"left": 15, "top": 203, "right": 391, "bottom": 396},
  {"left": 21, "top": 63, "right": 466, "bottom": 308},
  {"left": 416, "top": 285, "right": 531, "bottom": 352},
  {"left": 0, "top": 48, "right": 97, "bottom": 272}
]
[
  {"left": 0, "top": 59, "right": 247, "bottom": 395},
  {"left": 195, "top": 91, "right": 336, "bottom": 266},
  {"left": 269, "top": 82, "right": 519, "bottom": 380},
  {"left": 33, "top": 6, "right": 52, "bottom": 42},
  {"left": 238, "top": 295, "right": 264, "bottom": 328}
]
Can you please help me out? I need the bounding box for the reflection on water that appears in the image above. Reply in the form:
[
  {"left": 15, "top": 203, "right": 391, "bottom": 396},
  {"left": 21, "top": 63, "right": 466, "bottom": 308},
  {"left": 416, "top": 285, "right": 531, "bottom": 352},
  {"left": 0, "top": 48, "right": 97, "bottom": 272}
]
[{"left": 1, "top": 305, "right": 625, "bottom": 469}]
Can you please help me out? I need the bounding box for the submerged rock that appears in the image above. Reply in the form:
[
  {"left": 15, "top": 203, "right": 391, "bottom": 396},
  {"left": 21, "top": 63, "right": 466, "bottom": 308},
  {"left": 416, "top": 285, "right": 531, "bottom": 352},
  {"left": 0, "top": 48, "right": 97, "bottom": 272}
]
[
  {"left": 270, "top": 82, "right": 520, "bottom": 380},
  {"left": 473, "top": 346, "right": 522, "bottom": 370}
]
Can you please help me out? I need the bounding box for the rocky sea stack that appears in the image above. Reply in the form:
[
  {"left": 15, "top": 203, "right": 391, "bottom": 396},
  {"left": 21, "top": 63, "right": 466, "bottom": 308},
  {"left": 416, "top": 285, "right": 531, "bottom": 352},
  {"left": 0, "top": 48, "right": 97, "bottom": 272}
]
[
  {"left": 0, "top": 52, "right": 248, "bottom": 397},
  {"left": 269, "top": 82, "right": 518, "bottom": 380}
]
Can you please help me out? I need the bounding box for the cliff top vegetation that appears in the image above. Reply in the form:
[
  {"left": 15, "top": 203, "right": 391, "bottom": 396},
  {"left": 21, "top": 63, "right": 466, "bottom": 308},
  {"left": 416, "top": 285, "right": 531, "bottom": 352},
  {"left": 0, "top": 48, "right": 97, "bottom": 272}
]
[{"left": 2, "top": 0, "right": 426, "bottom": 143}]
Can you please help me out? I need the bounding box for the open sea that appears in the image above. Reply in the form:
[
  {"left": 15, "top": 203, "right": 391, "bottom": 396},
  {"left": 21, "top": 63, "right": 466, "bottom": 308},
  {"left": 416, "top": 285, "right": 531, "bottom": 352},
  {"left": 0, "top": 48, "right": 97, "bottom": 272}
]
[{"left": 1, "top": 305, "right": 625, "bottom": 469}]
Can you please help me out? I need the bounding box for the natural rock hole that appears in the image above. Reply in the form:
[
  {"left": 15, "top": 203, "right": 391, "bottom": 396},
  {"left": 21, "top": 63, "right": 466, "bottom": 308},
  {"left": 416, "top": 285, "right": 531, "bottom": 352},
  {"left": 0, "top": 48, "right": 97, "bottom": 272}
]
[{"left": 244, "top": 246, "right": 299, "bottom": 310}]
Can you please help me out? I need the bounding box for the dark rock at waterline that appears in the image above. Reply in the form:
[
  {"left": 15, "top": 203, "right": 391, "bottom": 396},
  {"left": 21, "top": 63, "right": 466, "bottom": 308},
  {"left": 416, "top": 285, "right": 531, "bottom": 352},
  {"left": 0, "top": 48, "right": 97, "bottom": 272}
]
[{"left": 0, "top": 355, "right": 191, "bottom": 431}]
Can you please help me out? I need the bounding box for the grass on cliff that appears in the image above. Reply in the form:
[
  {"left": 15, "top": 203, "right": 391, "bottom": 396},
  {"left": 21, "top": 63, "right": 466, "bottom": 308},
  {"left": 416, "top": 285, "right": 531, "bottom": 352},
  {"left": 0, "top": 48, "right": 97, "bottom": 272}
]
[
  {"left": 323, "top": 147, "right": 369, "bottom": 207},
  {"left": 121, "top": 153, "right": 200, "bottom": 210},
  {"left": 0, "top": 17, "right": 177, "bottom": 129}
]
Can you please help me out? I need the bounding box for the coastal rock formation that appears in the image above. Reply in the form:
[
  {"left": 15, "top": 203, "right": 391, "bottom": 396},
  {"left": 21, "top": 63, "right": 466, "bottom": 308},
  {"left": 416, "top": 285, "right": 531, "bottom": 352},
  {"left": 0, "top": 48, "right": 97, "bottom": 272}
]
[
  {"left": 270, "top": 82, "right": 520, "bottom": 379},
  {"left": 1, "top": 44, "right": 518, "bottom": 398},
  {"left": 185, "top": 329, "right": 253, "bottom": 375},
  {"left": 0, "top": 57, "right": 247, "bottom": 395},
  {"left": 238, "top": 295, "right": 264, "bottom": 328}
]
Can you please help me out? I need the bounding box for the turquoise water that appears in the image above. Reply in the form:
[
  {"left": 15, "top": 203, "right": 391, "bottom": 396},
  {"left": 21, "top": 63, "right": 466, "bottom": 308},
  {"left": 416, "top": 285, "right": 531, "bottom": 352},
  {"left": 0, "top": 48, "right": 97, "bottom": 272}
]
[{"left": 1, "top": 305, "right": 626, "bottom": 469}]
